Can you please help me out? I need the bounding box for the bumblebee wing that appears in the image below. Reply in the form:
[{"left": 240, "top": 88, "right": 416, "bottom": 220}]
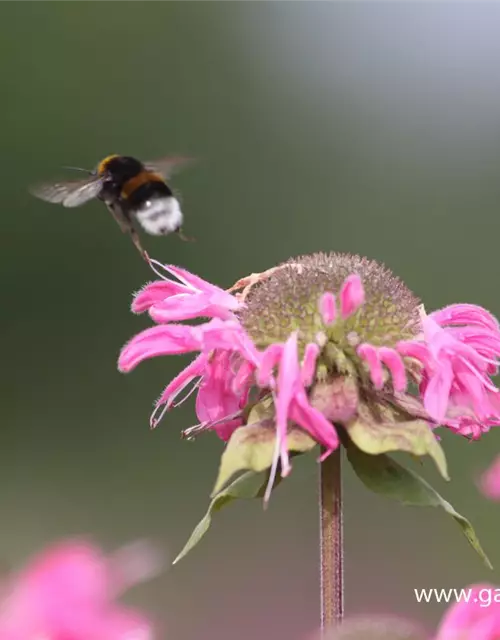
[
  {"left": 30, "top": 176, "right": 104, "bottom": 208},
  {"left": 143, "top": 156, "right": 196, "bottom": 179}
]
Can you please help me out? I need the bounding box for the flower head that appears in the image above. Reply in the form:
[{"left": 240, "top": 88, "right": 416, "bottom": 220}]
[
  {"left": 0, "top": 539, "right": 158, "bottom": 640},
  {"left": 119, "top": 253, "right": 500, "bottom": 494}
]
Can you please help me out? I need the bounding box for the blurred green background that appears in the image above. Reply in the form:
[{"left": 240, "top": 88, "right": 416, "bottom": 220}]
[{"left": 2, "top": 2, "right": 500, "bottom": 638}]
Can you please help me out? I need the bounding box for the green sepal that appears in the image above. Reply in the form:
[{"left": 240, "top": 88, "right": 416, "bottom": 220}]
[
  {"left": 173, "top": 470, "right": 275, "bottom": 565},
  {"left": 211, "top": 419, "right": 316, "bottom": 497},
  {"left": 345, "top": 407, "right": 449, "bottom": 481},
  {"left": 346, "top": 443, "right": 492, "bottom": 569}
]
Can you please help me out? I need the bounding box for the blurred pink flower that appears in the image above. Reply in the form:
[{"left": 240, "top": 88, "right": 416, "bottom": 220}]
[
  {"left": 0, "top": 539, "right": 157, "bottom": 640},
  {"left": 119, "top": 253, "right": 500, "bottom": 487},
  {"left": 435, "top": 584, "right": 500, "bottom": 640},
  {"left": 479, "top": 455, "right": 500, "bottom": 500}
]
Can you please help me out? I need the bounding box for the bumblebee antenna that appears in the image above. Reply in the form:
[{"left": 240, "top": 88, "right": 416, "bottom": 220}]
[{"left": 61, "top": 165, "right": 92, "bottom": 174}]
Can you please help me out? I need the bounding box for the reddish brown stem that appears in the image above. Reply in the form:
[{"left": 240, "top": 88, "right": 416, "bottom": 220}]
[{"left": 319, "top": 447, "right": 344, "bottom": 631}]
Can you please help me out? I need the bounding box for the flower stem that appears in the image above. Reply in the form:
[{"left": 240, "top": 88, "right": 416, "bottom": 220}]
[{"left": 319, "top": 447, "right": 344, "bottom": 631}]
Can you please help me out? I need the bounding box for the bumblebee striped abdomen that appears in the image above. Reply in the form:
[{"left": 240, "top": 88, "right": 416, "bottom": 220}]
[
  {"left": 120, "top": 171, "right": 172, "bottom": 204},
  {"left": 121, "top": 170, "right": 182, "bottom": 236}
]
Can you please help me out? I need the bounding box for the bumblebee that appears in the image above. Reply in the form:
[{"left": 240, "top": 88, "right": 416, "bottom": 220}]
[{"left": 30, "top": 154, "right": 194, "bottom": 258}]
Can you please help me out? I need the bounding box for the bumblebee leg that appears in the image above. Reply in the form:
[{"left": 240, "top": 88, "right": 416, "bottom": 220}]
[
  {"left": 105, "top": 203, "right": 149, "bottom": 261},
  {"left": 176, "top": 227, "right": 196, "bottom": 242},
  {"left": 129, "top": 226, "right": 149, "bottom": 261},
  {"left": 105, "top": 203, "right": 130, "bottom": 234}
]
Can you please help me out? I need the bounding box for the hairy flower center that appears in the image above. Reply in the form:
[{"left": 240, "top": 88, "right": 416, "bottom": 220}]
[{"left": 238, "top": 253, "right": 421, "bottom": 357}]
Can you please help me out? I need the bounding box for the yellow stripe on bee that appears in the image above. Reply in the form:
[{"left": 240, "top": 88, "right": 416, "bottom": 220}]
[
  {"left": 120, "top": 171, "right": 165, "bottom": 199},
  {"left": 96, "top": 154, "right": 120, "bottom": 175}
]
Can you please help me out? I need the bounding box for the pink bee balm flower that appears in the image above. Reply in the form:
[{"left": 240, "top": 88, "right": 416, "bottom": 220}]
[
  {"left": 119, "top": 252, "right": 500, "bottom": 493},
  {"left": 435, "top": 583, "right": 500, "bottom": 640},
  {"left": 0, "top": 539, "right": 158, "bottom": 640},
  {"left": 479, "top": 455, "right": 500, "bottom": 500}
]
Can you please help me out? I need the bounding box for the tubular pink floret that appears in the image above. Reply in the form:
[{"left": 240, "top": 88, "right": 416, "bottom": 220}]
[
  {"left": 357, "top": 343, "right": 384, "bottom": 389},
  {"left": 430, "top": 303, "right": 500, "bottom": 332},
  {"left": 357, "top": 344, "right": 408, "bottom": 392},
  {"left": 397, "top": 340, "right": 431, "bottom": 366},
  {"left": 191, "top": 351, "right": 245, "bottom": 442},
  {"left": 152, "top": 261, "right": 222, "bottom": 295},
  {"left": 378, "top": 347, "right": 408, "bottom": 392},
  {"left": 118, "top": 324, "right": 203, "bottom": 372},
  {"left": 149, "top": 290, "right": 238, "bottom": 323},
  {"left": 339, "top": 274, "right": 365, "bottom": 319},
  {"left": 132, "top": 280, "right": 187, "bottom": 313},
  {"left": 290, "top": 389, "right": 339, "bottom": 454},
  {"left": 257, "top": 343, "right": 284, "bottom": 387},
  {"left": 275, "top": 332, "right": 300, "bottom": 477},
  {"left": 156, "top": 353, "right": 208, "bottom": 411},
  {"left": 319, "top": 291, "right": 337, "bottom": 325},
  {"left": 301, "top": 343, "right": 321, "bottom": 387},
  {"left": 232, "top": 360, "right": 255, "bottom": 394}
]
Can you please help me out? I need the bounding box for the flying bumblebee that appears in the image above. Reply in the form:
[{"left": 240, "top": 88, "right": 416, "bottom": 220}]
[{"left": 30, "top": 154, "right": 194, "bottom": 258}]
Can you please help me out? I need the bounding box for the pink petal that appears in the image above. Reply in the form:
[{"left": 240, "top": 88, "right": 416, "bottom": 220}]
[
  {"left": 290, "top": 390, "right": 339, "bottom": 453},
  {"left": 155, "top": 353, "right": 208, "bottom": 410},
  {"left": 132, "top": 280, "right": 188, "bottom": 314},
  {"left": 423, "top": 362, "right": 453, "bottom": 422},
  {"left": 212, "top": 417, "right": 243, "bottom": 442},
  {"left": 319, "top": 292, "right": 336, "bottom": 325},
  {"left": 431, "top": 304, "right": 499, "bottom": 332},
  {"left": 435, "top": 583, "right": 500, "bottom": 640},
  {"left": 301, "top": 343, "right": 320, "bottom": 387},
  {"left": 339, "top": 274, "right": 365, "bottom": 319},
  {"left": 0, "top": 540, "right": 156, "bottom": 640},
  {"left": 118, "top": 324, "right": 201, "bottom": 372},
  {"left": 357, "top": 343, "right": 384, "bottom": 389},
  {"left": 397, "top": 340, "right": 432, "bottom": 367},
  {"left": 378, "top": 347, "right": 407, "bottom": 392},
  {"left": 257, "top": 343, "right": 284, "bottom": 387},
  {"left": 479, "top": 455, "right": 500, "bottom": 500},
  {"left": 195, "top": 352, "right": 241, "bottom": 427},
  {"left": 149, "top": 292, "right": 236, "bottom": 323},
  {"left": 199, "top": 320, "right": 250, "bottom": 353},
  {"left": 13, "top": 542, "right": 108, "bottom": 610},
  {"left": 231, "top": 331, "right": 262, "bottom": 368},
  {"left": 232, "top": 360, "right": 255, "bottom": 394},
  {"left": 162, "top": 264, "right": 227, "bottom": 296},
  {"left": 275, "top": 332, "right": 300, "bottom": 476}
]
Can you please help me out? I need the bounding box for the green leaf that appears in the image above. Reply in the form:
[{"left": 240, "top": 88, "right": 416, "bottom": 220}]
[
  {"left": 173, "top": 470, "right": 270, "bottom": 565},
  {"left": 211, "top": 420, "right": 316, "bottom": 496},
  {"left": 346, "top": 414, "right": 449, "bottom": 481},
  {"left": 346, "top": 444, "right": 492, "bottom": 569}
]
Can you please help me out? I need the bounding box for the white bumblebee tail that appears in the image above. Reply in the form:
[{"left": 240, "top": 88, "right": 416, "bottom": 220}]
[{"left": 135, "top": 197, "right": 183, "bottom": 236}]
